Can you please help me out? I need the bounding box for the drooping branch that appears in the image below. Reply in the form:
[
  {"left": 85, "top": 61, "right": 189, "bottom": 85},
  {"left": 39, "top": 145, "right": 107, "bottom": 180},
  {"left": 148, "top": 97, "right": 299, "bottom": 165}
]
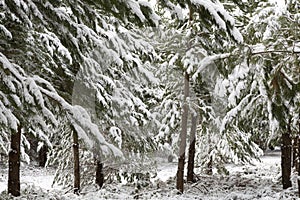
[{"left": 251, "top": 50, "right": 300, "bottom": 56}]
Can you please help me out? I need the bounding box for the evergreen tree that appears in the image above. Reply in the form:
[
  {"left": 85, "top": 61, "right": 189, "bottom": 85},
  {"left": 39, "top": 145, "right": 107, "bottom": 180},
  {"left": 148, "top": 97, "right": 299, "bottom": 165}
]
[
  {"left": 1, "top": 0, "right": 159, "bottom": 194},
  {"left": 155, "top": 0, "right": 243, "bottom": 193},
  {"left": 219, "top": 0, "right": 300, "bottom": 189}
]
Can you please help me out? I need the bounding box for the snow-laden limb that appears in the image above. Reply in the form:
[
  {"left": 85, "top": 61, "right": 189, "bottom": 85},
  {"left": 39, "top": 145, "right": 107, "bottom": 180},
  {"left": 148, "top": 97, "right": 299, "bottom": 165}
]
[
  {"left": 191, "top": 0, "right": 227, "bottom": 29},
  {"left": 191, "top": 0, "right": 243, "bottom": 43},
  {"left": 20, "top": 134, "right": 31, "bottom": 164},
  {"left": 220, "top": 93, "right": 260, "bottom": 133},
  {"left": 0, "top": 24, "right": 12, "bottom": 39},
  {"left": 127, "top": 1, "right": 146, "bottom": 22},
  {"left": 0, "top": 54, "right": 21, "bottom": 132},
  {"left": 33, "top": 129, "right": 52, "bottom": 150},
  {"left": 39, "top": 30, "right": 73, "bottom": 64},
  {"left": 220, "top": 63, "right": 266, "bottom": 134},
  {"left": 126, "top": 0, "right": 161, "bottom": 26},
  {"left": 191, "top": 53, "right": 230, "bottom": 80},
  {"left": 158, "top": 0, "right": 243, "bottom": 44},
  {"left": 1, "top": 51, "right": 122, "bottom": 158},
  {"left": 250, "top": 44, "right": 300, "bottom": 55},
  {"left": 33, "top": 76, "right": 123, "bottom": 157},
  {"left": 138, "top": 0, "right": 161, "bottom": 26},
  {"left": 0, "top": 100, "right": 19, "bottom": 132},
  {"left": 213, "top": 127, "right": 263, "bottom": 164},
  {"left": 0, "top": 53, "right": 25, "bottom": 83},
  {"left": 229, "top": 27, "right": 243, "bottom": 44},
  {"left": 0, "top": 134, "right": 9, "bottom": 155},
  {"left": 158, "top": 0, "right": 184, "bottom": 20}
]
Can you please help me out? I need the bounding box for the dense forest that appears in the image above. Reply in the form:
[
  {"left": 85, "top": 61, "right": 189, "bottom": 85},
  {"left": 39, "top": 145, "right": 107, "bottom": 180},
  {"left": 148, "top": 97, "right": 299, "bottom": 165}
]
[{"left": 0, "top": 0, "right": 300, "bottom": 199}]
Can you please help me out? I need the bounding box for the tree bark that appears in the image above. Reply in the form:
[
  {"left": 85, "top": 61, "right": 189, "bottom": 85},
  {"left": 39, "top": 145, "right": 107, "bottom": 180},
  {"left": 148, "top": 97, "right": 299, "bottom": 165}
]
[
  {"left": 38, "top": 144, "right": 48, "bottom": 167},
  {"left": 292, "top": 137, "right": 297, "bottom": 169},
  {"left": 73, "top": 131, "right": 80, "bottom": 194},
  {"left": 187, "top": 113, "right": 198, "bottom": 183},
  {"left": 281, "top": 132, "right": 292, "bottom": 189},
  {"left": 8, "top": 126, "right": 21, "bottom": 197},
  {"left": 95, "top": 160, "right": 104, "bottom": 188},
  {"left": 296, "top": 134, "right": 300, "bottom": 197},
  {"left": 206, "top": 134, "right": 213, "bottom": 175},
  {"left": 176, "top": 72, "right": 190, "bottom": 193},
  {"left": 206, "top": 156, "right": 213, "bottom": 175},
  {"left": 298, "top": 122, "right": 300, "bottom": 197}
]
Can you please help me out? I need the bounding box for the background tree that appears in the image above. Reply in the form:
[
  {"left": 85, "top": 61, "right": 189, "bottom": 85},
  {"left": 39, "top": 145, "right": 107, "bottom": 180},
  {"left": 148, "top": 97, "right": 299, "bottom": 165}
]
[
  {"left": 219, "top": 0, "right": 300, "bottom": 189},
  {"left": 155, "top": 0, "right": 244, "bottom": 193}
]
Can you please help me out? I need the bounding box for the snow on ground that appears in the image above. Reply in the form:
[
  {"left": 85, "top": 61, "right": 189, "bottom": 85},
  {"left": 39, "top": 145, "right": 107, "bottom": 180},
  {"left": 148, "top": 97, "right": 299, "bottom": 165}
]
[{"left": 0, "top": 150, "right": 299, "bottom": 199}]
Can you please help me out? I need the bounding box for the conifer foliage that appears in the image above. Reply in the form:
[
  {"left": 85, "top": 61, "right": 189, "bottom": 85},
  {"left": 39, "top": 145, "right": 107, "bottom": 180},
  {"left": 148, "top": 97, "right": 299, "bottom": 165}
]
[
  {"left": 1, "top": 0, "right": 300, "bottom": 198},
  {"left": 155, "top": 0, "right": 244, "bottom": 193},
  {"left": 0, "top": 0, "right": 157, "bottom": 196}
]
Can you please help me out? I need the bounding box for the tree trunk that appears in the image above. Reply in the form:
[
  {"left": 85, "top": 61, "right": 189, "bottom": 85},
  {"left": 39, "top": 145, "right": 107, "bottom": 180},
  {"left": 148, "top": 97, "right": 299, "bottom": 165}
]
[
  {"left": 176, "top": 72, "right": 190, "bottom": 193},
  {"left": 281, "top": 132, "right": 292, "bottom": 189},
  {"left": 292, "top": 137, "right": 297, "bottom": 169},
  {"left": 298, "top": 122, "right": 300, "bottom": 197},
  {"left": 95, "top": 160, "right": 104, "bottom": 188},
  {"left": 38, "top": 144, "right": 48, "bottom": 167},
  {"left": 206, "top": 134, "right": 213, "bottom": 175},
  {"left": 73, "top": 131, "right": 80, "bottom": 194},
  {"left": 8, "top": 126, "right": 21, "bottom": 197},
  {"left": 206, "top": 156, "right": 213, "bottom": 175},
  {"left": 298, "top": 135, "right": 300, "bottom": 197},
  {"left": 187, "top": 113, "right": 198, "bottom": 183}
]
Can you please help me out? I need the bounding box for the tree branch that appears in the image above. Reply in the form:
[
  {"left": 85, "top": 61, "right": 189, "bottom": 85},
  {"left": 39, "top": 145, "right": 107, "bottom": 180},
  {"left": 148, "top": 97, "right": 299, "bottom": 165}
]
[{"left": 251, "top": 50, "right": 300, "bottom": 55}]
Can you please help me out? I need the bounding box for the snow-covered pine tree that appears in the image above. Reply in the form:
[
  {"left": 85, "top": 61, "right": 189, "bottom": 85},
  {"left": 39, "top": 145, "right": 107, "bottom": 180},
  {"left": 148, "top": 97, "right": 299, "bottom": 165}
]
[
  {"left": 59, "top": 3, "right": 161, "bottom": 189},
  {"left": 154, "top": 0, "right": 243, "bottom": 193},
  {"left": 18, "top": 0, "right": 161, "bottom": 190},
  {"left": 219, "top": 0, "right": 300, "bottom": 190},
  {"left": 1, "top": 0, "right": 160, "bottom": 194},
  {"left": 254, "top": 0, "right": 299, "bottom": 190},
  {"left": 244, "top": 0, "right": 300, "bottom": 189}
]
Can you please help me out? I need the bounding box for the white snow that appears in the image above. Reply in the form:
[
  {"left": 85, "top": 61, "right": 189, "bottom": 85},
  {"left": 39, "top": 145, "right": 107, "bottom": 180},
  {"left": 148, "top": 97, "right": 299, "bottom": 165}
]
[
  {"left": 127, "top": 1, "right": 146, "bottom": 23},
  {"left": 269, "top": 0, "right": 287, "bottom": 14},
  {"left": 0, "top": 25, "right": 12, "bottom": 39},
  {"left": 163, "top": 0, "right": 184, "bottom": 20},
  {"left": 191, "top": 0, "right": 227, "bottom": 30},
  {"left": 189, "top": 0, "right": 243, "bottom": 42},
  {"left": 138, "top": 0, "right": 160, "bottom": 26},
  {"left": 40, "top": 30, "right": 73, "bottom": 63},
  {"left": 1, "top": 151, "right": 298, "bottom": 199},
  {"left": 230, "top": 27, "right": 244, "bottom": 43},
  {"left": 109, "top": 127, "right": 122, "bottom": 148}
]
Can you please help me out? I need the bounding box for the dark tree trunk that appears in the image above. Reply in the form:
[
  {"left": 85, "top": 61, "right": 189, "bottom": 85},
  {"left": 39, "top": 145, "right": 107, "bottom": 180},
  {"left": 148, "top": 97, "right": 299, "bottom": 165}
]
[
  {"left": 38, "top": 145, "right": 48, "bottom": 167},
  {"left": 298, "top": 122, "right": 300, "bottom": 197},
  {"left": 8, "top": 126, "right": 21, "bottom": 197},
  {"left": 293, "top": 138, "right": 298, "bottom": 169},
  {"left": 206, "top": 156, "right": 213, "bottom": 175},
  {"left": 281, "top": 132, "right": 292, "bottom": 189},
  {"left": 177, "top": 155, "right": 185, "bottom": 193},
  {"left": 73, "top": 131, "right": 80, "bottom": 194},
  {"left": 298, "top": 135, "right": 300, "bottom": 197},
  {"left": 176, "top": 72, "right": 190, "bottom": 193},
  {"left": 187, "top": 114, "right": 198, "bottom": 183},
  {"left": 206, "top": 133, "right": 213, "bottom": 175},
  {"left": 95, "top": 160, "right": 104, "bottom": 188}
]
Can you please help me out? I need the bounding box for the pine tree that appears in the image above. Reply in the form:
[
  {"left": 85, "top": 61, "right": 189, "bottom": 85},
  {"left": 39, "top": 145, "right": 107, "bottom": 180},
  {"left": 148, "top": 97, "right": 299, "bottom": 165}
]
[
  {"left": 187, "top": 113, "right": 198, "bottom": 182},
  {"left": 220, "top": 0, "right": 300, "bottom": 190},
  {"left": 155, "top": 0, "right": 243, "bottom": 193},
  {"left": 1, "top": 0, "right": 156, "bottom": 194},
  {"left": 7, "top": 126, "right": 21, "bottom": 196},
  {"left": 8, "top": 0, "right": 161, "bottom": 190}
]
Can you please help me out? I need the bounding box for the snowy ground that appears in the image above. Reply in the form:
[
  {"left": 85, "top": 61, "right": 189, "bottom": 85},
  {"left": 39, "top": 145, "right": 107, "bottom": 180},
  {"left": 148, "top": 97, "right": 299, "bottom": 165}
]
[{"left": 0, "top": 151, "right": 299, "bottom": 199}]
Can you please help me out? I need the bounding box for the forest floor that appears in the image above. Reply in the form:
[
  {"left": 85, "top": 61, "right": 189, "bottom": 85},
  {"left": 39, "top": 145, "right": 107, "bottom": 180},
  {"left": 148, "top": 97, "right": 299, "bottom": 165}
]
[{"left": 0, "top": 150, "right": 299, "bottom": 199}]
